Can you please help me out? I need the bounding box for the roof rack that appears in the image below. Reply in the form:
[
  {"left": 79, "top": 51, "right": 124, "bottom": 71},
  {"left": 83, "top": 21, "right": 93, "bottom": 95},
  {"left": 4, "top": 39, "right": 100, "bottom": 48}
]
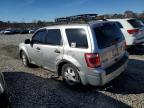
[{"left": 54, "top": 14, "right": 107, "bottom": 24}]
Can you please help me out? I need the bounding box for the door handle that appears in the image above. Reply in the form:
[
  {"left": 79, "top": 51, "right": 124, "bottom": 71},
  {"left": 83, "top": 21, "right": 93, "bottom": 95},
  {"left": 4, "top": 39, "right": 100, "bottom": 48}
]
[
  {"left": 36, "top": 47, "right": 40, "bottom": 50},
  {"left": 54, "top": 49, "right": 61, "bottom": 53}
]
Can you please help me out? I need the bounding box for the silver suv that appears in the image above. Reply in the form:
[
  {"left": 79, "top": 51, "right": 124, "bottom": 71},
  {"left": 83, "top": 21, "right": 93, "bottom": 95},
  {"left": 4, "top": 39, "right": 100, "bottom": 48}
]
[{"left": 19, "top": 21, "right": 129, "bottom": 86}]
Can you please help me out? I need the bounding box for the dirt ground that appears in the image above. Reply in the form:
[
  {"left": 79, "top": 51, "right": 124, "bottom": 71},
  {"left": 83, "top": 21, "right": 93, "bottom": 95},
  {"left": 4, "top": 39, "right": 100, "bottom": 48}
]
[{"left": 0, "top": 34, "right": 144, "bottom": 108}]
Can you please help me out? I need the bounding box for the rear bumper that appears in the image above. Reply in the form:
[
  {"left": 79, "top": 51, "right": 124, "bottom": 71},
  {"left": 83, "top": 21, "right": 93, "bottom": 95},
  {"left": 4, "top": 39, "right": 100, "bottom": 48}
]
[
  {"left": 133, "top": 37, "right": 144, "bottom": 45},
  {"left": 85, "top": 53, "right": 129, "bottom": 86},
  {"left": 126, "top": 36, "right": 144, "bottom": 46}
]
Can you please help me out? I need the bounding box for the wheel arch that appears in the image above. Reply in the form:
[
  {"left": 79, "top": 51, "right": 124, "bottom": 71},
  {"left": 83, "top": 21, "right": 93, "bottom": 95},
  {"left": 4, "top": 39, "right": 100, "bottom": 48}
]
[
  {"left": 19, "top": 47, "right": 30, "bottom": 62},
  {"left": 56, "top": 60, "right": 80, "bottom": 76}
]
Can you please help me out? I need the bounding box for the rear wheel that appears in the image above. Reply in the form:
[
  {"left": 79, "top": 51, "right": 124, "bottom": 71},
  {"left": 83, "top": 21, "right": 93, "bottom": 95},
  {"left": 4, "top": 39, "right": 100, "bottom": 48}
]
[
  {"left": 62, "top": 63, "right": 80, "bottom": 87},
  {"left": 21, "top": 51, "right": 30, "bottom": 67}
]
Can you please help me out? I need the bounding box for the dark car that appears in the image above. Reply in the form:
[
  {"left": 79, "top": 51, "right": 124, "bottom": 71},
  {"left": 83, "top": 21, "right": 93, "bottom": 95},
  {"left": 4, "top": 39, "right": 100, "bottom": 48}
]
[
  {"left": 20, "top": 29, "right": 29, "bottom": 34},
  {"left": 0, "top": 72, "right": 9, "bottom": 108},
  {"left": 4, "top": 28, "right": 20, "bottom": 34}
]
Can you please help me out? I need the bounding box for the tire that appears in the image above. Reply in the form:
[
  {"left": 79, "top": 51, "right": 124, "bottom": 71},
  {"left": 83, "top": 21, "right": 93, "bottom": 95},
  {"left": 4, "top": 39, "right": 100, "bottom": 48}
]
[
  {"left": 21, "top": 51, "right": 30, "bottom": 67},
  {"left": 62, "top": 63, "right": 80, "bottom": 87}
]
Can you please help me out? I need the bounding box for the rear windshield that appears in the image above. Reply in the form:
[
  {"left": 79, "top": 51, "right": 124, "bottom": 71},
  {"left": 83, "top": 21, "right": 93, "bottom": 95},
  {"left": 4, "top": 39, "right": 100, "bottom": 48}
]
[
  {"left": 93, "top": 22, "right": 124, "bottom": 49},
  {"left": 127, "top": 19, "right": 143, "bottom": 28}
]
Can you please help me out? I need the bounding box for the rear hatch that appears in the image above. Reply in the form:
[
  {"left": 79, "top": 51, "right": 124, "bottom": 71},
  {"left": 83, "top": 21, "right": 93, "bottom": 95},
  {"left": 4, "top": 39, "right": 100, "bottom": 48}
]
[
  {"left": 127, "top": 19, "right": 144, "bottom": 41},
  {"left": 93, "top": 22, "right": 125, "bottom": 68}
]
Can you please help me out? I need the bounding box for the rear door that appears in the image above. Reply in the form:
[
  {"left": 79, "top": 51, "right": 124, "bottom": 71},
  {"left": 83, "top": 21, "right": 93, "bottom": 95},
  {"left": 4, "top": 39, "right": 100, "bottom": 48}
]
[
  {"left": 93, "top": 22, "right": 125, "bottom": 68},
  {"left": 42, "top": 29, "right": 63, "bottom": 71}
]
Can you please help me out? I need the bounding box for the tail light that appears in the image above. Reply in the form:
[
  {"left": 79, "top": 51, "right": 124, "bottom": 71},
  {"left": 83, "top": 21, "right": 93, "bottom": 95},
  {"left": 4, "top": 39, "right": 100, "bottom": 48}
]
[
  {"left": 85, "top": 53, "right": 101, "bottom": 68},
  {"left": 127, "top": 29, "right": 139, "bottom": 35}
]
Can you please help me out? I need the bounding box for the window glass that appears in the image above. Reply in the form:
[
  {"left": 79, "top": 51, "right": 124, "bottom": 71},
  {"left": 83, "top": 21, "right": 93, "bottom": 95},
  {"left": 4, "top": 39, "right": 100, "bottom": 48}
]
[
  {"left": 115, "top": 22, "right": 123, "bottom": 28},
  {"left": 32, "top": 30, "right": 46, "bottom": 44},
  {"left": 93, "top": 22, "right": 124, "bottom": 49},
  {"left": 65, "top": 28, "right": 88, "bottom": 48},
  {"left": 128, "top": 19, "right": 143, "bottom": 28},
  {"left": 46, "top": 29, "right": 62, "bottom": 45}
]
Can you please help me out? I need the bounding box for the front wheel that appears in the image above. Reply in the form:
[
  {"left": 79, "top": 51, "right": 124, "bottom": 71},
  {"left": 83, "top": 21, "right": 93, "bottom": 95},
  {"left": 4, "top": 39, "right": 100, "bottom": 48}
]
[
  {"left": 62, "top": 63, "right": 80, "bottom": 87},
  {"left": 21, "top": 52, "right": 30, "bottom": 67}
]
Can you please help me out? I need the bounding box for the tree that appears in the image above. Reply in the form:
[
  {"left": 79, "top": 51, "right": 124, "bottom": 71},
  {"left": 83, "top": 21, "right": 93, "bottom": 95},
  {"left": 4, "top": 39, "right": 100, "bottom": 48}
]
[
  {"left": 124, "top": 10, "right": 137, "bottom": 18},
  {"left": 37, "top": 20, "right": 46, "bottom": 27},
  {"left": 139, "top": 11, "right": 144, "bottom": 19}
]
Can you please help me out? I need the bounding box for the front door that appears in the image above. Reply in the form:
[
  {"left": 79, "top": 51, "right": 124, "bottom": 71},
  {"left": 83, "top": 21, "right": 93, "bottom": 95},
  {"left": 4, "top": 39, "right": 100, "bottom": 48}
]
[{"left": 26, "top": 29, "right": 47, "bottom": 66}]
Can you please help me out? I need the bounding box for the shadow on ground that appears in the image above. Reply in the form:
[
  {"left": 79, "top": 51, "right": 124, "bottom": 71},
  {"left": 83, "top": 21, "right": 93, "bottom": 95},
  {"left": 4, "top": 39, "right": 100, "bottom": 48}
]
[
  {"left": 4, "top": 72, "right": 131, "bottom": 108},
  {"left": 127, "top": 45, "right": 144, "bottom": 55},
  {"left": 102, "top": 58, "right": 144, "bottom": 94}
]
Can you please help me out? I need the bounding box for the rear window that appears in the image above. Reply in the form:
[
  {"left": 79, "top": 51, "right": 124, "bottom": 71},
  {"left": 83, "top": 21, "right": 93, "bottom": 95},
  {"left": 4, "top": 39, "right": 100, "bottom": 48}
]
[
  {"left": 93, "top": 22, "right": 124, "bottom": 49},
  {"left": 65, "top": 28, "right": 88, "bottom": 48},
  {"left": 127, "top": 19, "right": 143, "bottom": 28}
]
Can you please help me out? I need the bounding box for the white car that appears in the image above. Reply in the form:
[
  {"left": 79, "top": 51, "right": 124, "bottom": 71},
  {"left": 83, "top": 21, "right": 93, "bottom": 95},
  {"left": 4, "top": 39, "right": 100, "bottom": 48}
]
[{"left": 108, "top": 18, "right": 144, "bottom": 48}]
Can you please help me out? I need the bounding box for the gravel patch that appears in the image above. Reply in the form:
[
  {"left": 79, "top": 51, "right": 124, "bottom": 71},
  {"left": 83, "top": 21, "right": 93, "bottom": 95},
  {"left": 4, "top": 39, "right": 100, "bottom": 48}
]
[{"left": 0, "top": 34, "right": 144, "bottom": 108}]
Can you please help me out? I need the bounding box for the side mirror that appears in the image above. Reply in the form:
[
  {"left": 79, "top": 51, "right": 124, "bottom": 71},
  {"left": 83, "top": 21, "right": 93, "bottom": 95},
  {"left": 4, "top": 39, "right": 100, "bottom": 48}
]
[{"left": 24, "top": 39, "right": 31, "bottom": 44}]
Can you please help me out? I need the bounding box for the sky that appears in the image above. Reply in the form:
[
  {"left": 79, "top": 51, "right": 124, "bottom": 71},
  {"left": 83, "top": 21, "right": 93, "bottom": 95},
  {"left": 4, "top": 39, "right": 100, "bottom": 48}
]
[{"left": 0, "top": 0, "right": 144, "bottom": 22}]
